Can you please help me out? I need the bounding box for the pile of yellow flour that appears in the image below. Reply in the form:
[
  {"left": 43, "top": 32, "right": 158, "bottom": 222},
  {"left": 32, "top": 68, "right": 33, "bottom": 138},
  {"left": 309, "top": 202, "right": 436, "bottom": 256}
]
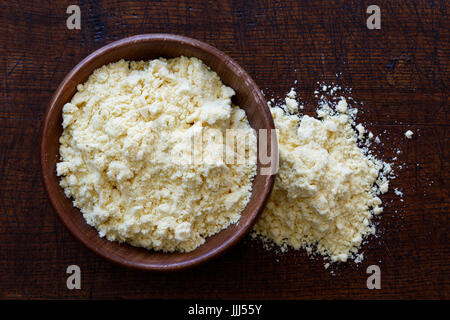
[
  {"left": 57, "top": 57, "right": 257, "bottom": 252},
  {"left": 253, "top": 88, "right": 391, "bottom": 263}
]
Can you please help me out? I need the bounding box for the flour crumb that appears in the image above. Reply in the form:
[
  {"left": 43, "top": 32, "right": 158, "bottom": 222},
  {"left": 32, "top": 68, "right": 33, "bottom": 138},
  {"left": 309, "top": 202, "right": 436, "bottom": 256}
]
[
  {"left": 287, "top": 88, "right": 296, "bottom": 99},
  {"left": 356, "top": 123, "right": 365, "bottom": 139},
  {"left": 284, "top": 88, "right": 299, "bottom": 113},
  {"left": 404, "top": 130, "right": 413, "bottom": 139},
  {"left": 336, "top": 97, "right": 348, "bottom": 113}
]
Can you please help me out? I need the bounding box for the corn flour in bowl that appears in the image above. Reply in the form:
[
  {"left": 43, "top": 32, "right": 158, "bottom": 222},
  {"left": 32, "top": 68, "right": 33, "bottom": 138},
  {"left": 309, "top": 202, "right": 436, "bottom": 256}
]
[
  {"left": 41, "top": 34, "right": 275, "bottom": 271},
  {"left": 57, "top": 56, "right": 258, "bottom": 253}
]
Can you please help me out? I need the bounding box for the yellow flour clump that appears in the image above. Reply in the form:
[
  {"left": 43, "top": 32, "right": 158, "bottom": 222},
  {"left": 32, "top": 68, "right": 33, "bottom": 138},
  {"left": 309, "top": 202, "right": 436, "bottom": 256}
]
[
  {"left": 253, "top": 91, "right": 390, "bottom": 262},
  {"left": 57, "top": 57, "right": 257, "bottom": 252}
]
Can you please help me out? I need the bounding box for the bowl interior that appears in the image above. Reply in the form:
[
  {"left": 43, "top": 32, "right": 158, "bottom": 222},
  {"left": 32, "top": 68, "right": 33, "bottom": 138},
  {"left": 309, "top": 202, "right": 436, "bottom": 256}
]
[{"left": 41, "top": 34, "right": 275, "bottom": 271}]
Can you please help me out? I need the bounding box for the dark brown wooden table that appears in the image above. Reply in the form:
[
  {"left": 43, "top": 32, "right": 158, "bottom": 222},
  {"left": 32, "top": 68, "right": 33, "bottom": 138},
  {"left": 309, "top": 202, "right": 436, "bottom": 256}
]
[{"left": 0, "top": 0, "right": 448, "bottom": 299}]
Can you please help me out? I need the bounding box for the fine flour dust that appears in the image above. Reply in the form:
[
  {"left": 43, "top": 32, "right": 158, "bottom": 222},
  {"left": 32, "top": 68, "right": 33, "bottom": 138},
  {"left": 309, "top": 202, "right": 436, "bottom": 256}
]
[{"left": 253, "top": 84, "right": 393, "bottom": 264}]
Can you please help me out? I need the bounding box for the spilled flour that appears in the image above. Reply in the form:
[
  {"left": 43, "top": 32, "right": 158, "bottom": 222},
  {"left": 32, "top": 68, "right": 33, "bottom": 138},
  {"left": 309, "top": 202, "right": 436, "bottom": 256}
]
[{"left": 253, "top": 84, "right": 394, "bottom": 263}]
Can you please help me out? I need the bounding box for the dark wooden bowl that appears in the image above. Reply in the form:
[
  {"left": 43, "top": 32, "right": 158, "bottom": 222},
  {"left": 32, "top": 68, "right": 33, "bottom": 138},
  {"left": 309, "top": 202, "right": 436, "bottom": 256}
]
[{"left": 40, "top": 34, "right": 276, "bottom": 271}]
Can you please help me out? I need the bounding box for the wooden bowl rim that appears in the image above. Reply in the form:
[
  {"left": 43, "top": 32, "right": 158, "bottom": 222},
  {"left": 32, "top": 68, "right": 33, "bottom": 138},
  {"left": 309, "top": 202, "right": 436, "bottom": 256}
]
[{"left": 40, "top": 34, "right": 276, "bottom": 271}]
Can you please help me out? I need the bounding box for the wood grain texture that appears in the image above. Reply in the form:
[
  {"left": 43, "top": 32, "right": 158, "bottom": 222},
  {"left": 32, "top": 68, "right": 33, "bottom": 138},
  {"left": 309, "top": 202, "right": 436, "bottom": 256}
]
[{"left": 0, "top": 0, "right": 448, "bottom": 299}]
